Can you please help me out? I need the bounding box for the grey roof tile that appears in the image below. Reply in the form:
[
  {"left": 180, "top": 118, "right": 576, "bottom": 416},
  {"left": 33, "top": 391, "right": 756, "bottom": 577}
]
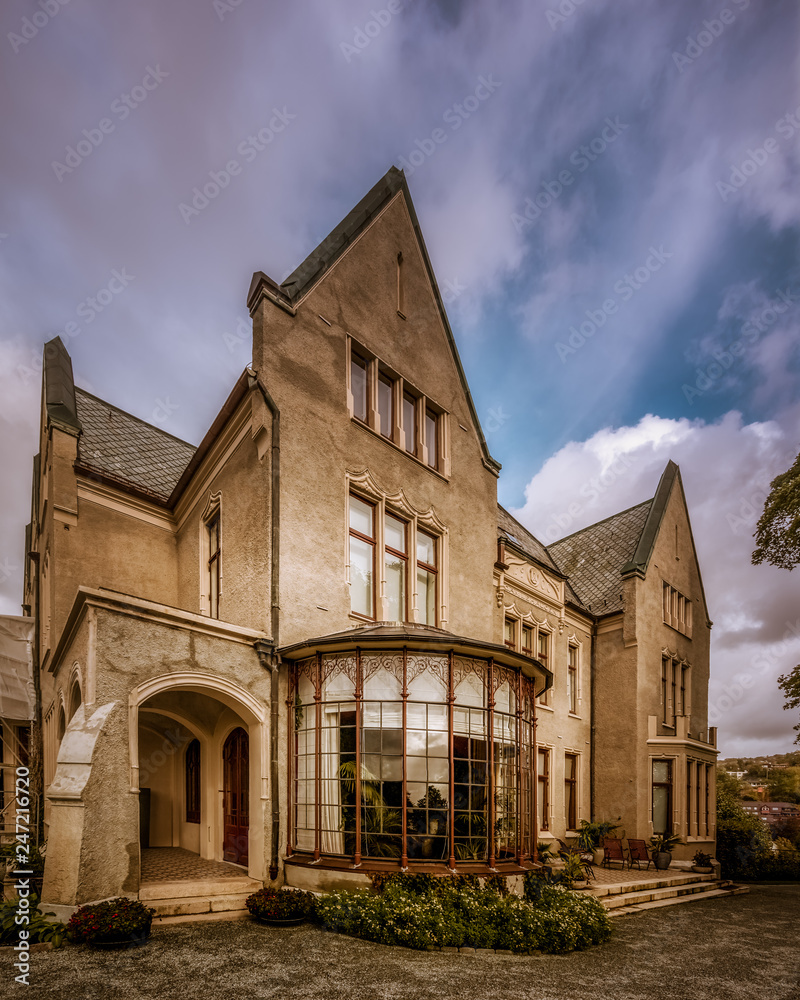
[
  {"left": 497, "top": 505, "right": 561, "bottom": 574},
  {"left": 547, "top": 500, "right": 653, "bottom": 615},
  {"left": 74, "top": 388, "right": 196, "bottom": 502}
]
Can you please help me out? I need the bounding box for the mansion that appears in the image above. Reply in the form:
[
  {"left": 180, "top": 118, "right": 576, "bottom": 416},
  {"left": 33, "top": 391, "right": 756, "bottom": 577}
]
[{"left": 10, "top": 167, "right": 717, "bottom": 912}]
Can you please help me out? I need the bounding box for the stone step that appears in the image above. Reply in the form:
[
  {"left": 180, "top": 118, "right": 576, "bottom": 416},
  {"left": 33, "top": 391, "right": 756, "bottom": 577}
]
[
  {"left": 139, "top": 877, "right": 261, "bottom": 901},
  {"left": 601, "top": 880, "right": 720, "bottom": 910},
  {"left": 590, "top": 873, "right": 714, "bottom": 898},
  {"left": 148, "top": 891, "right": 256, "bottom": 919},
  {"left": 609, "top": 884, "right": 749, "bottom": 917}
]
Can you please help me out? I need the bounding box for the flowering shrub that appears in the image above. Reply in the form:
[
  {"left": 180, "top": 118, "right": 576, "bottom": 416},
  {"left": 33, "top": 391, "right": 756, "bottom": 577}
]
[
  {"left": 66, "top": 897, "right": 154, "bottom": 946},
  {"left": 245, "top": 887, "right": 317, "bottom": 921},
  {"left": 316, "top": 876, "right": 611, "bottom": 954},
  {"left": 0, "top": 895, "right": 66, "bottom": 948}
]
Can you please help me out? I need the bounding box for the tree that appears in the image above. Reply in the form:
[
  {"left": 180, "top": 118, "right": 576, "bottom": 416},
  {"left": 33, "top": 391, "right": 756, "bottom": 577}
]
[
  {"left": 752, "top": 449, "right": 800, "bottom": 570},
  {"left": 778, "top": 665, "right": 800, "bottom": 745},
  {"left": 766, "top": 767, "right": 800, "bottom": 803}
]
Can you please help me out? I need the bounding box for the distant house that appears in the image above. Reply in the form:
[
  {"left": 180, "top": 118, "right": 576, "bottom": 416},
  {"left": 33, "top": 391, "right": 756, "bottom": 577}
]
[{"left": 741, "top": 802, "right": 800, "bottom": 824}]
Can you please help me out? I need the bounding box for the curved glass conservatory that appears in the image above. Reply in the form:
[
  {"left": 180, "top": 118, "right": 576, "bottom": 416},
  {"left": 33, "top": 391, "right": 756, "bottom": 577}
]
[{"left": 280, "top": 624, "right": 551, "bottom": 871}]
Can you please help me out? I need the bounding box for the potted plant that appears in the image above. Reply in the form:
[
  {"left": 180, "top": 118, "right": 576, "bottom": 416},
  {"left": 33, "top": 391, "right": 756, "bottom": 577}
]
[
  {"left": 649, "top": 832, "right": 683, "bottom": 870},
  {"left": 559, "top": 852, "right": 589, "bottom": 889},
  {"left": 66, "top": 897, "right": 155, "bottom": 949},
  {"left": 577, "top": 819, "right": 619, "bottom": 865},
  {"left": 245, "top": 887, "right": 317, "bottom": 926},
  {"left": 691, "top": 850, "right": 714, "bottom": 874},
  {"left": 536, "top": 840, "right": 556, "bottom": 865}
]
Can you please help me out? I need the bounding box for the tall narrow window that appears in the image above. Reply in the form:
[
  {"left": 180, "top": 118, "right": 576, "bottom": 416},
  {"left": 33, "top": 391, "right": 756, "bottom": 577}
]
[
  {"left": 661, "top": 658, "right": 669, "bottom": 724},
  {"left": 403, "top": 392, "right": 417, "bottom": 455},
  {"left": 384, "top": 513, "right": 407, "bottom": 622},
  {"left": 351, "top": 352, "right": 368, "bottom": 422},
  {"left": 504, "top": 618, "right": 516, "bottom": 649},
  {"left": 208, "top": 514, "right": 220, "bottom": 619},
  {"left": 537, "top": 631, "right": 551, "bottom": 706},
  {"left": 652, "top": 759, "right": 672, "bottom": 835},
  {"left": 186, "top": 739, "right": 201, "bottom": 824},
  {"left": 378, "top": 373, "right": 394, "bottom": 439},
  {"left": 567, "top": 645, "right": 578, "bottom": 714},
  {"left": 679, "top": 665, "right": 686, "bottom": 717},
  {"left": 416, "top": 530, "right": 437, "bottom": 625},
  {"left": 349, "top": 495, "right": 375, "bottom": 618},
  {"left": 564, "top": 753, "right": 577, "bottom": 830},
  {"left": 686, "top": 759, "right": 693, "bottom": 837},
  {"left": 670, "top": 661, "right": 677, "bottom": 725},
  {"left": 425, "top": 410, "right": 438, "bottom": 470},
  {"left": 521, "top": 625, "right": 532, "bottom": 657},
  {"left": 537, "top": 749, "right": 550, "bottom": 832},
  {"left": 396, "top": 251, "right": 405, "bottom": 316}
]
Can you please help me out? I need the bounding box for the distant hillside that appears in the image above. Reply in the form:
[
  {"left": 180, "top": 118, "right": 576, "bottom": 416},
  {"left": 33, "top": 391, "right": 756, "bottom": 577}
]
[{"left": 719, "top": 751, "right": 800, "bottom": 771}]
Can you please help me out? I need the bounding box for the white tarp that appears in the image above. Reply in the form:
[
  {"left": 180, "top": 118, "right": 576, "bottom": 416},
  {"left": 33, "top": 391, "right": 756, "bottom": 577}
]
[{"left": 0, "top": 615, "right": 35, "bottom": 721}]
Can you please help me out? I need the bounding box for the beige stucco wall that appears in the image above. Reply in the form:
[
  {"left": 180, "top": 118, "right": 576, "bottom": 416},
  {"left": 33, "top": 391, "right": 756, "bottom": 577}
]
[{"left": 251, "top": 192, "right": 499, "bottom": 649}]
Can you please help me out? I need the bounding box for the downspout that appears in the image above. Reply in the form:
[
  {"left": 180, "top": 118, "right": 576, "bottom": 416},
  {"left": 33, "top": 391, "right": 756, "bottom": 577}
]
[{"left": 250, "top": 374, "right": 281, "bottom": 881}]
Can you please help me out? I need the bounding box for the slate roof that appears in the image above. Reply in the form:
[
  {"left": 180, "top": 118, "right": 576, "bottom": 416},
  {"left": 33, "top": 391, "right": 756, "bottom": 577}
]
[
  {"left": 74, "top": 388, "right": 197, "bottom": 502},
  {"left": 497, "top": 505, "right": 561, "bottom": 574},
  {"left": 547, "top": 500, "right": 653, "bottom": 616}
]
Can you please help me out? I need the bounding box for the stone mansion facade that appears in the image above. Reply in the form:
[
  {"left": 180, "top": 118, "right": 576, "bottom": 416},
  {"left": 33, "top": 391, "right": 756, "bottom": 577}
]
[{"left": 14, "top": 167, "right": 717, "bottom": 911}]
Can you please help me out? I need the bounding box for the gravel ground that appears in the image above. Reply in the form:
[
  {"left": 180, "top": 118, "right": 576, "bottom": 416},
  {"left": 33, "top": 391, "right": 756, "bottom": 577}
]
[{"left": 3, "top": 884, "right": 799, "bottom": 1000}]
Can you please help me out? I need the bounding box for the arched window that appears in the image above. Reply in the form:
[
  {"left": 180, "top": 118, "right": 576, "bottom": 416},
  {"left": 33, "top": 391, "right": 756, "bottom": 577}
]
[
  {"left": 68, "top": 679, "right": 82, "bottom": 721},
  {"left": 185, "top": 739, "right": 201, "bottom": 824},
  {"left": 57, "top": 705, "right": 66, "bottom": 742}
]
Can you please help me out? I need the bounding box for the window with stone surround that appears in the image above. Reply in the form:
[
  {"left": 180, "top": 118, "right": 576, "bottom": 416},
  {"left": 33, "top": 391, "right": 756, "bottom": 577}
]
[{"left": 663, "top": 582, "right": 692, "bottom": 637}]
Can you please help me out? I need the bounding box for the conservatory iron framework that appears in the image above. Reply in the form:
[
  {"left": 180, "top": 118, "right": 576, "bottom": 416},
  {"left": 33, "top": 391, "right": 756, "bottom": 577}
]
[{"left": 281, "top": 625, "right": 551, "bottom": 872}]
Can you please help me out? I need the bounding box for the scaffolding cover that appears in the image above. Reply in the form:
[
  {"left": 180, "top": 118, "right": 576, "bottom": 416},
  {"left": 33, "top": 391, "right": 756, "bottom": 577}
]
[{"left": 0, "top": 616, "right": 35, "bottom": 721}]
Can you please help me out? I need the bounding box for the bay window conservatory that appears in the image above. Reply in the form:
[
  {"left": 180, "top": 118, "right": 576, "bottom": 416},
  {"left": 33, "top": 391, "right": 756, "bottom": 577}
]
[{"left": 281, "top": 624, "right": 551, "bottom": 872}]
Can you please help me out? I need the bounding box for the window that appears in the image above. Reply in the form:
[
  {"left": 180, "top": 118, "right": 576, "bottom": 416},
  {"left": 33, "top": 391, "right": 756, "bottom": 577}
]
[
  {"left": 351, "top": 352, "right": 368, "bottom": 423},
  {"left": 402, "top": 392, "right": 416, "bottom": 455},
  {"left": 652, "top": 759, "right": 672, "bottom": 835},
  {"left": 208, "top": 513, "right": 221, "bottom": 619},
  {"left": 567, "top": 645, "right": 578, "bottom": 715},
  {"left": 425, "top": 410, "right": 438, "bottom": 470},
  {"left": 536, "top": 630, "right": 551, "bottom": 706},
  {"left": 504, "top": 618, "right": 516, "bottom": 649},
  {"left": 416, "top": 530, "right": 437, "bottom": 625},
  {"left": 661, "top": 657, "right": 671, "bottom": 725},
  {"left": 378, "top": 373, "right": 394, "bottom": 439},
  {"left": 186, "top": 739, "right": 201, "bottom": 824},
  {"left": 384, "top": 514, "right": 407, "bottom": 622},
  {"left": 521, "top": 625, "right": 532, "bottom": 657},
  {"left": 663, "top": 582, "right": 692, "bottom": 636},
  {"left": 349, "top": 496, "right": 376, "bottom": 618},
  {"left": 537, "top": 748, "right": 550, "bottom": 832},
  {"left": 564, "top": 753, "right": 578, "bottom": 830},
  {"left": 686, "top": 759, "right": 694, "bottom": 837}
]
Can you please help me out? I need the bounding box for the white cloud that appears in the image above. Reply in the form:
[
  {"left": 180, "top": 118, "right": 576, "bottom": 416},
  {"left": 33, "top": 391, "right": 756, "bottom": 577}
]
[{"left": 511, "top": 408, "right": 800, "bottom": 755}]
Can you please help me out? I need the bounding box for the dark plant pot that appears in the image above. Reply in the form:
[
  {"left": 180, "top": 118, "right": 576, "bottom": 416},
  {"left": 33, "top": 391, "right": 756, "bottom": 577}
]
[
  {"left": 653, "top": 852, "right": 672, "bottom": 871},
  {"left": 571, "top": 879, "right": 589, "bottom": 890},
  {"left": 692, "top": 865, "right": 713, "bottom": 874},
  {"left": 256, "top": 915, "right": 306, "bottom": 927}
]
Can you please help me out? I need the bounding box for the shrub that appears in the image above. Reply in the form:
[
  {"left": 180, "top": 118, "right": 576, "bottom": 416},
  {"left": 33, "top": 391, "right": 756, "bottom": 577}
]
[
  {"left": 692, "top": 851, "right": 713, "bottom": 867},
  {"left": 317, "top": 874, "right": 611, "bottom": 954},
  {"left": 0, "top": 895, "right": 66, "bottom": 948},
  {"left": 66, "top": 897, "right": 154, "bottom": 946},
  {"left": 245, "top": 887, "right": 317, "bottom": 921}
]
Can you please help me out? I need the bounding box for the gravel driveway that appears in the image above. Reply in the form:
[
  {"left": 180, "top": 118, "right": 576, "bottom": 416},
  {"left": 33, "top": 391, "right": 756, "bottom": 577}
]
[{"left": 4, "top": 884, "right": 799, "bottom": 1000}]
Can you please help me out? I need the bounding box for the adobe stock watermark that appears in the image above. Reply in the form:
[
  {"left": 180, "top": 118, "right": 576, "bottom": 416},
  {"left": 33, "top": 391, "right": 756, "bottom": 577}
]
[
  {"left": 16, "top": 268, "right": 135, "bottom": 385},
  {"left": 213, "top": 0, "right": 248, "bottom": 21},
  {"left": 681, "top": 284, "right": 798, "bottom": 405},
  {"left": 340, "top": 0, "right": 412, "bottom": 62},
  {"left": 178, "top": 108, "right": 295, "bottom": 223},
  {"left": 708, "top": 618, "right": 800, "bottom": 726},
  {"left": 725, "top": 485, "right": 768, "bottom": 536},
  {"left": 485, "top": 406, "right": 510, "bottom": 433},
  {"left": 545, "top": 0, "right": 591, "bottom": 31},
  {"left": 716, "top": 103, "right": 800, "bottom": 202},
  {"left": 555, "top": 246, "right": 672, "bottom": 362},
  {"left": 10, "top": 767, "right": 34, "bottom": 985},
  {"left": 396, "top": 75, "right": 502, "bottom": 177},
  {"left": 7, "top": 0, "right": 71, "bottom": 54},
  {"left": 51, "top": 66, "right": 169, "bottom": 181},
  {"left": 511, "top": 117, "right": 628, "bottom": 233},
  {"left": 672, "top": 0, "right": 751, "bottom": 73},
  {"left": 151, "top": 397, "right": 180, "bottom": 427},
  {"left": 541, "top": 454, "right": 636, "bottom": 542}
]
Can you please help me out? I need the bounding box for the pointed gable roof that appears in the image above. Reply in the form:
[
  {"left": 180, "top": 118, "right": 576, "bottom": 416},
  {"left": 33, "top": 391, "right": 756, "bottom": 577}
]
[
  {"left": 547, "top": 500, "right": 653, "bottom": 616},
  {"left": 247, "top": 166, "right": 501, "bottom": 476},
  {"left": 43, "top": 337, "right": 82, "bottom": 436}
]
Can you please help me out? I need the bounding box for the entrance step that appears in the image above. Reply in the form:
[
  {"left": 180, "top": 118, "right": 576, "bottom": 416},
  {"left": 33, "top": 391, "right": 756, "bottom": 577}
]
[
  {"left": 141, "top": 876, "right": 263, "bottom": 921},
  {"left": 604, "top": 879, "right": 749, "bottom": 917}
]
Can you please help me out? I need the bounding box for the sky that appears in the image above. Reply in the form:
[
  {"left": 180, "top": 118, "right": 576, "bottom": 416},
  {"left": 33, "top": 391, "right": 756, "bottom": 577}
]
[{"left": 0, "top": 0, "right": 798, "bottom": 758}]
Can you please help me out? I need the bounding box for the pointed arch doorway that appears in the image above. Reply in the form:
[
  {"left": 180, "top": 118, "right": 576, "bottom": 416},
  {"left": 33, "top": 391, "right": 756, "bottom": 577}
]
[{"left": 223, "top": 727, "right": 249, "bottom": 865}]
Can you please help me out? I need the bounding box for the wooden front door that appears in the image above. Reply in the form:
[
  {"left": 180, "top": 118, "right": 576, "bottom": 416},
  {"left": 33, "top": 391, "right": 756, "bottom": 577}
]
[{"left": 223, "top": 727, "right": 249, "bottom": 865}]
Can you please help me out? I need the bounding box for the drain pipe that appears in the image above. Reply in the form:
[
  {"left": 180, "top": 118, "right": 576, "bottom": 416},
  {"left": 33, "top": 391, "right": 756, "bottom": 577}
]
[{"left": 251, "top": 373, "right": 281, "bottom": 882}]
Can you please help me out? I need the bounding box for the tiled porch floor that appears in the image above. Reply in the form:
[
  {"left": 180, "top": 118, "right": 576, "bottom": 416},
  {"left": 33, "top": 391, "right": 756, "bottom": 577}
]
[{"left": 141, "top": 848, "right": 247, "bottom": 883}]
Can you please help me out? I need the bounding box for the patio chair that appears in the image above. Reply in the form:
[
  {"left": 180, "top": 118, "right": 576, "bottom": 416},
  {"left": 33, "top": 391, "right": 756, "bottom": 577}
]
[
  {"left": 627, "top": 838, "right": 652, "bottom": 871},
  {"left": 600, "top": 836, "right": 626, "bottom": 869}
]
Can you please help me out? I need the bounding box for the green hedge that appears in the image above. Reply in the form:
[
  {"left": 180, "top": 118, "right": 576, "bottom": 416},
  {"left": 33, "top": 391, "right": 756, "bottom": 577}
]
[{"left": 315, "top": 874, "right": 612, "bottom": 954}]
